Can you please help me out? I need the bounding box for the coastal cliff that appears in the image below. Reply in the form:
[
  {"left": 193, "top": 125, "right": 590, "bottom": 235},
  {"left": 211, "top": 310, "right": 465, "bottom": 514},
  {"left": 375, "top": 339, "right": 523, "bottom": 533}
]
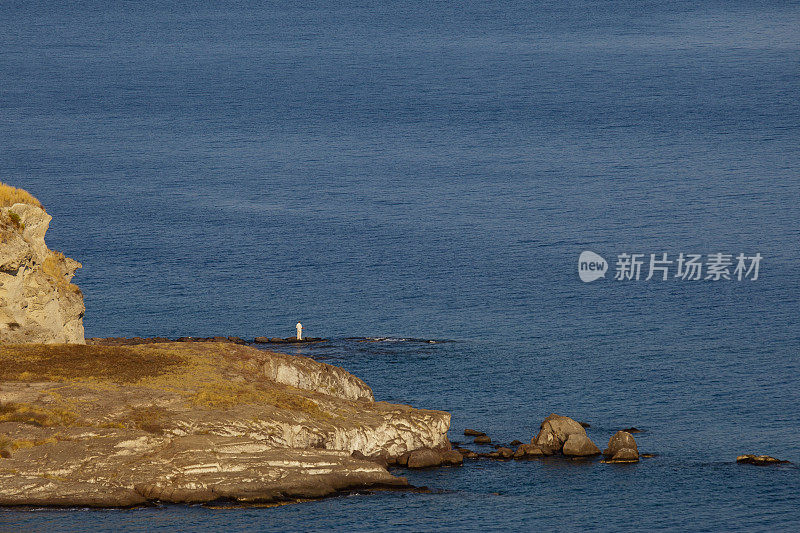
[
  {"left": 0, "top": 183, "right": 84, "bottom": 344},
  {"left": 0, "top": 342, "right": 451, "bottom": 506}
]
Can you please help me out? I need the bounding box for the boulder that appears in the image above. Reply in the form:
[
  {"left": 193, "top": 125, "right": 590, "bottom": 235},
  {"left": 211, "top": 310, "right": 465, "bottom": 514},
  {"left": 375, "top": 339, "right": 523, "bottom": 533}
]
[
  {"left": 509, "top": 440, "right": 523, "bottom": 447},
  {"left": 533, "top": 414, "right": 589, "bottom": 453},
  {"left": 603, "top": 431, "right": 639, "bottom": 459},
  {"left": 609, "top": 448, "right": 639, "bottom": 463},
  {"left": 562, "top": 433, "right": 600, "bottom": 457},
  {"left": 407, "top": 448, "right": 443, "bottom": 469},
  {"left": 455, "top": 448, "right": 478, "bottom": 459},
  {"left": 513, "top": 443, "right": 546, "bottom": 459},
  {"left": 464, "top": 429, "right": 485, "bottom": 436},
  {"left": 496, "top": 447, "right": 514, "bottom": 459},
  {"left": 474, "top": 435, "right": 491, "bottom": 444},
  {"left": 440, "top": 450, "right": 464, "bottom": 466}
]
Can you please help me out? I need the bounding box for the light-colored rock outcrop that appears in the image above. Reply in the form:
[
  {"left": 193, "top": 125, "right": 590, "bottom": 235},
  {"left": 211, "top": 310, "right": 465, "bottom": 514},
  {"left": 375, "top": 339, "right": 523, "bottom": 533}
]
[
  {"left": 0, "top": 190, "right": 84, "bottom": 344},
  {"left": 0, "top": 432, "right": 405, "bottom": 506},
  {"left": 0, "top": 342, "right": 450, "bottom": 506}
]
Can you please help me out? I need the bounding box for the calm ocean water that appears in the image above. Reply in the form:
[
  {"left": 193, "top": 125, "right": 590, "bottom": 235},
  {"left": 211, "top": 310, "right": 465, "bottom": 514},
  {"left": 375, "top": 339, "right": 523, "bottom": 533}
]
[{"left": 1, "top": 0, "right": 799, "bottom": 531}]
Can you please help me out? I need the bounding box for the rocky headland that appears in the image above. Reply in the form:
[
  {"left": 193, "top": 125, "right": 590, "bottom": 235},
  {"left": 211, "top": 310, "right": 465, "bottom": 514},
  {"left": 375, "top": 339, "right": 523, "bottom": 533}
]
[
  {"left": 0, "top": 342, "right": 451, "bottom": 506},
  {"left": 1, "top": 183, "right": 791, "bottom": 510}
]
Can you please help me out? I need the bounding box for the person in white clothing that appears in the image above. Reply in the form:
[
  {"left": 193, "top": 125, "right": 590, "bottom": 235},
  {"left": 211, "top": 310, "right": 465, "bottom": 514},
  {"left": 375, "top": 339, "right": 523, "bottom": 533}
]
[{"left": 296, "top": 322, "right": 302, "bottom": 340}]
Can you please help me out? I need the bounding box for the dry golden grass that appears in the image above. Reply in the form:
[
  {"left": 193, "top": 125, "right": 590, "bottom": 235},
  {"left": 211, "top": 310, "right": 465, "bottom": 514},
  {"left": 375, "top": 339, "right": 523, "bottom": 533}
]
[
  {"left": 0, "top": 343, "right": 334, "bottom": 423},
  {"left": 0, "top": 435, "right": 59, "bottom": 458},
  {"left": 41, "top": 251, "right": 66, "bottom": 279},
  {"left": 122, "top": 405, "right": 170, "bottom": 433},
  {"left": 39, "top": 251, "right": 83, "bottom": 294},
  {"left": 0, "top": 402, "right": 76, "bottom": 427},
  {"left": 0, "top": 344, "right": 185, "bottom": 384},
  {"left": 0, "top": 182, "right": 43, "bottom": 209},
  {"left": 190, "top": 382, "right": 328, "bottom": 418}
]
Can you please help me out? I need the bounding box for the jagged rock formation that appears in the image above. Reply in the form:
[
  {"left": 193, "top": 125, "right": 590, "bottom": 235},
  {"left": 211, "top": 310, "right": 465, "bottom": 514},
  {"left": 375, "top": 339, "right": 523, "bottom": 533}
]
[
  {"left": 0, "top": 342, "right": 451, "bottom": 506},
  {"left": 0, "top": 184, "right": 84, "bottom": 344}
]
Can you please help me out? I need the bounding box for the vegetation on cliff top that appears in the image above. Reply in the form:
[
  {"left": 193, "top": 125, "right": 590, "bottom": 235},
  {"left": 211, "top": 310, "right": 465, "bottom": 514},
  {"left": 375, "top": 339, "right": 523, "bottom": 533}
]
[
  {"left": 0, "top": 343, "right": 328, "bottom": 420},
  {"left": 0, "top": 182, "right": 43, "bottom": 210}
]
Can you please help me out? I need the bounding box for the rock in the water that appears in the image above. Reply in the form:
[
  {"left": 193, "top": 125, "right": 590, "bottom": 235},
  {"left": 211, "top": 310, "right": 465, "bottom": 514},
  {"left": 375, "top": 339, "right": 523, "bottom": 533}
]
[
  {"left": 496, "top": 447, "right": 514, "bottom": 459},
  {"left": 513, "top": 443, "right": 546, "bottom": 459},
  {"left": 562, "top": 433, "right": 600, "bottom": 457},
  {"left": 474, "top": 435, "right": 491, "bottom": 444},
  {"left": 533, "top": 413, "right": 591, "bottom": 454},
  {"left": 603, "top": 431, "right": 639, "bottom": 459},
  {"left": 0, "top": 187, "right": 85, "bottom": 344},
  {"left": 608, "top": 448, "right": 639, "bottom": 463},
  {"left": 736, "top": 454, "right": 790, "bottom": 466},
  {"left": 441, "top": 450, "right": 464, "bottom": 466},
  {"left": 407, "top": 448, "right": 443, "bottom": 468},
  {"left": 455, "top": 448, "right": 478, "bottom": 459},
  {"left": 509, "top": 440, "right": 523, "bottom": 446},
  {"left": 464, "top": 429, "right": 485, "bottom": 436},
  {"left": 622, "top": 427, "right": 642, "bottom": 433}
]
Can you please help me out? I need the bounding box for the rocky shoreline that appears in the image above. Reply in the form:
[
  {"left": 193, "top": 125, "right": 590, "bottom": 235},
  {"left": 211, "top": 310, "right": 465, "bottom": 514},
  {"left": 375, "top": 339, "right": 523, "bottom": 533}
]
[
  {"left": 0, "top": 340, "right": 793, "bottom": 509},
  {"left": 0, "top": 342, "right": 450, "bottom": 507}
]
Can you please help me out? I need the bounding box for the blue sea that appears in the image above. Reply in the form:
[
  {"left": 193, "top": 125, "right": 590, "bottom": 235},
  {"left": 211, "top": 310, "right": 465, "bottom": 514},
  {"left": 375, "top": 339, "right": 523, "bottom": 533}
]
[{"left": 1, "top": 0, "right": 799, "bottom": 531}]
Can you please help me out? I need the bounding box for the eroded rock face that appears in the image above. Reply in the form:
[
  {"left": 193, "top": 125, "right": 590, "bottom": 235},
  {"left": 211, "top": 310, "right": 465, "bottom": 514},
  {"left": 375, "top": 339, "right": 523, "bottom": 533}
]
[
  {"left": 0, "top": 432, "right": 405, "bottom": 506},
  {"left": 0, "top": 203, "right": 84, "bottom": 344}
]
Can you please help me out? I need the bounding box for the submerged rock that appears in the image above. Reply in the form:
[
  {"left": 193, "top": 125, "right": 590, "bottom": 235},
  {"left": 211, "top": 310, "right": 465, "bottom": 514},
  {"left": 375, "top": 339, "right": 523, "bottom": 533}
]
[
  {"left": 474, "top": 435, "right": 491, "bottom": 444},
  {"left": 736, "top": 454, "right": 790, "bottom": 466},
  {"left": 464, "top": 429, "right": 486, "bottom": 437}
]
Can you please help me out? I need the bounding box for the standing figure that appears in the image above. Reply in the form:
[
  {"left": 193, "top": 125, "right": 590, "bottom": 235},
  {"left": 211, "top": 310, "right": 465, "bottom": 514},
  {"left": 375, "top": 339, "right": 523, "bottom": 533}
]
[{"left": 296, "top": 322, "right": 302, "bottom": 341}]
